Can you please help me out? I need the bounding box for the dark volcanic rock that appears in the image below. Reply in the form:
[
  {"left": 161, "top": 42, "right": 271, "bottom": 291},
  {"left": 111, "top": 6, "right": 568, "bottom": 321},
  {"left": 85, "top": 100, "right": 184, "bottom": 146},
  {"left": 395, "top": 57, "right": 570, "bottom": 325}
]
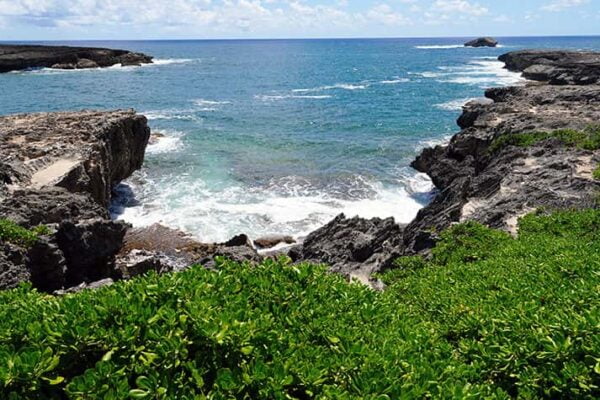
[
  {"left": 0, "top": 110, "right": 150, "bottom": 206},
  {"left": 116, "top": 224, "right": 262, "bottom": 278},
  {"left": 0, "top": 244, "right": 29, "bottom": 290},
  {"left": 57, "top": 219, "right": 128, "bottom": 286},
  {"left": 289, "top": 214, "right": 404, "bottom": 281},
  {"left": 294, "top": 49, "right": 600, "bottom": 279},
  {"left": 0, "top": 44, "right": 153, "bottom": 73},
  {"left": 499, "top": 50, "right": 600, "bottom": 85},
  {"left": 0, "top": 110, "right": 151, "bottom": 291},
  {"left": 464, "top": 37, "right": 498, "bottom": 47},
  {"left": 254, "top": 235, "right": 296, "bottom": 249}
]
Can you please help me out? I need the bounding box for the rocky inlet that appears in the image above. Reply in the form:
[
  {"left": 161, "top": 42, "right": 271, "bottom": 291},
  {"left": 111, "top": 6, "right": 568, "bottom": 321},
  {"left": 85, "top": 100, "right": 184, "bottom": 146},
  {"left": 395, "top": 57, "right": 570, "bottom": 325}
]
[
  {"left": 1, "top": 49, "right": 599, "bottom": 292},
  {"left": 290, "top": 49, "right": 600, "bottom": 281}
]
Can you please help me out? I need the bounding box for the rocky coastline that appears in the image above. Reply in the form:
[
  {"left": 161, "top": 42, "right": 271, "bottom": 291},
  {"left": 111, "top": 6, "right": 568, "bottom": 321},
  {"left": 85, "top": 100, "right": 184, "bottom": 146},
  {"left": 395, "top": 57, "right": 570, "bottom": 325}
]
[
  {"left": 290, "top": 49, "right": 600, "bottom": 281},
  {"left": 1, "top": 49, "right": 599, "bottom": 292},
  {"left": 0, "top": 44, "right": 153, "bottom": 73}
]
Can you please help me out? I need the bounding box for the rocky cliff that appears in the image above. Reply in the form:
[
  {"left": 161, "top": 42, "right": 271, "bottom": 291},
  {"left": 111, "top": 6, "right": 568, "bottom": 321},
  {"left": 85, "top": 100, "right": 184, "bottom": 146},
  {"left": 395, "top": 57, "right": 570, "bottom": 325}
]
[
  {"left": 0, "top": 45, "right": 153, "bottom": 73},
  {"left": 0, "top": 110, "right": 150, "bottom": 290},
  {"left": 291, "top": 50, "right": 600, "bottom": 281}
]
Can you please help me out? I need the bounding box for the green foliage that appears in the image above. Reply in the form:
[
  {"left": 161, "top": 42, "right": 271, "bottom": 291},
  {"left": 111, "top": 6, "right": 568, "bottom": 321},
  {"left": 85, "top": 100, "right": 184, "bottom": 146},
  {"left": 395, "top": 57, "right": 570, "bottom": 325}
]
[
  {"left": 593, "top": 165, "right": 600, "bottom": 181},
  {"left": 1, "top": 210, "right": 600, "bottom": 398},
  {"left": 0, "top": 219, "right": 48, "bottom": 248},
  {"left": 489, "top": 125, "right": 600, "bottom": 153}
]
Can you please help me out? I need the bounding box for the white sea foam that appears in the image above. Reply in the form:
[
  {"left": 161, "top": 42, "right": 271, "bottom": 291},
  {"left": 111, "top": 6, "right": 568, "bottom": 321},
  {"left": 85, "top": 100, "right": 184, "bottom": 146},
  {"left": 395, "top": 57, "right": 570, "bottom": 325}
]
[
  {"left": 113, "top": 173, "right": 432, "bottom": 243},
  {"left": 416, "top": 135, "right": 453, "bottom": 151},
  {"left": 144, "top": 110, "right": 202, "bottom": 122},
  {"left": 379, "top": 78, "right": 410, "bottom": 84},
  {"left": 255, "top": 94, "right": 332, "bottom": 101},
  {"left": 193, "top": 99, "right": 232, "bottom": 106},
  {"left": 435, "top": 97, "right": 479, "bottom": 111},
  {"left": 151, "top": 58, "right": 195, "bottom": 65},
  {"left": 14, "top": 58, "right": 196, "bottom": 75},
  {"left": 415, "top": 45, "right": 464, "bottom": 49},
  {"left": 146, "top": 129, "right": 184, "bottom": 154},
  {"left": 292, "top": 83, "right": 368, "bottom": 93},
  {"left": 418, "top": 59, "right": 524, "bottom": 88}
]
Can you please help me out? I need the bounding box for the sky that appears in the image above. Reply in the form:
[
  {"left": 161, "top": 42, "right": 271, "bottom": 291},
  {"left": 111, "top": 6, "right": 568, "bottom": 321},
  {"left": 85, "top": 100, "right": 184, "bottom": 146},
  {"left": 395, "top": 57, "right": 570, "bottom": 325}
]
[{"left": 0, "top": 0, "right": 598, "bottom": 40}]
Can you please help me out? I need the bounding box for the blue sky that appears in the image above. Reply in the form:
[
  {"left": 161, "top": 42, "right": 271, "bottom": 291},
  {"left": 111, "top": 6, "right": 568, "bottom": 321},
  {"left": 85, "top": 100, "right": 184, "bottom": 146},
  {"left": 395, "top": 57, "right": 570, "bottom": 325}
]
[{"left": 0, "top": 0, "right": 598, "bottom": 40}]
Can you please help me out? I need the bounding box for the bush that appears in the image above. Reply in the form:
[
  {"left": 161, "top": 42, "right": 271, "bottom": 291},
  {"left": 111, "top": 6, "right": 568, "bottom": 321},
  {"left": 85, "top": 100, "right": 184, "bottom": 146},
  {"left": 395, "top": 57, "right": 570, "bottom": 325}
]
[
  {"left": 489, "top": 125, "right": 600, "bottom": 153},
  {"left": 593, "top": 165, "right": 600, "bottom": 181},
  {"left": 0, "top": 219, "right": 48, "bottom": 248},
  {"left": 1, "top": 210, "right": 599, "bottom": 399}
]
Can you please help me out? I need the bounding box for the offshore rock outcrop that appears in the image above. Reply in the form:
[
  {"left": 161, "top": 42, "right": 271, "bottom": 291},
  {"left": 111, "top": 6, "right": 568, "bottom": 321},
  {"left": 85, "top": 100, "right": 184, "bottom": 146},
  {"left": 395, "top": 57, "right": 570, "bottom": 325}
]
[
  {"left": 292, "top": 50, "right": 600, "bottom": 278},
  {"left": 0, "top": 45, "right": 153, "bottom": 73},
  {"left": 464, "top": 37, "right": 498, "bottom": 47},
  {"left": 0, "top": 110, "right": 150, "bottom": 291}
]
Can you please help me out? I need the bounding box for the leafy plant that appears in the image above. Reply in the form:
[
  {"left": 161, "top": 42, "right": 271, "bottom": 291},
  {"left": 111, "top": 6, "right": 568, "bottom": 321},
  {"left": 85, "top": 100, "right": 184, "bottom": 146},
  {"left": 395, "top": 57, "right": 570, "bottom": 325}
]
[
  {"left": 593, "top": 164, "right": 600, "bottom": 180},
  {"left": 489, "top": 125, "right": 600, "bottom": 153},
  {"left": 1, "top": 210, "right": 599, "bottom": 398},
  {"left": 0, "top": 219, "right": 48, "bottom": 248}
]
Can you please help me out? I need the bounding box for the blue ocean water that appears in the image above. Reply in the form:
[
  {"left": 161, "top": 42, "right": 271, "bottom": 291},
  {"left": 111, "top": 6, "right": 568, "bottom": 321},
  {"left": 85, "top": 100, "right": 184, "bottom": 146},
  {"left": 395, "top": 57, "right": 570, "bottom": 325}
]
[{"left": 1, "top": 36, "right": 599, "bottom": 242}]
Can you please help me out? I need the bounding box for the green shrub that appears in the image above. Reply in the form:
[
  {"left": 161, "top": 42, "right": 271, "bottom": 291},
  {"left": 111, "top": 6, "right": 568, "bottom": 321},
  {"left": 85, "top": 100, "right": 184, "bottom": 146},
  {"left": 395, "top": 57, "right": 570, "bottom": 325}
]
[
  {"left": 593, "top": 165, "right": 600, "bottom": 180},
  {"left": 489, "top": 125, "right": 600, "bottom": 153},
  {"left": 1, "top": 210, "right": 599, "bottom": 399},
  {"left": 0, "top": 219, "right": 48, "bottom": 248}
]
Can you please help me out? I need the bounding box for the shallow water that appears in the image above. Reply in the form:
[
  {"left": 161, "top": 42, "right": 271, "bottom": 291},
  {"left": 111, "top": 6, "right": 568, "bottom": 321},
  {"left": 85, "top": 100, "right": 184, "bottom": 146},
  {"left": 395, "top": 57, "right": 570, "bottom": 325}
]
[{"left": 1, "top": 36, "right": 599, "bottom": 241}]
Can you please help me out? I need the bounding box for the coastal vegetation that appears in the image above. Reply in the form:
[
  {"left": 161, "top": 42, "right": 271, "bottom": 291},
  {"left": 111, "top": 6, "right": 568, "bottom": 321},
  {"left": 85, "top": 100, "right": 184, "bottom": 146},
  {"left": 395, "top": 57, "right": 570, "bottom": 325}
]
[
  {"left": 0, "top": 219, "right": 49, "bottom": 248},
  {"left": 488, "top": 126, "right": 600, "bottom": 154},
  {"left": 1, "top": 209, "right": 598, "bottom": 399}
]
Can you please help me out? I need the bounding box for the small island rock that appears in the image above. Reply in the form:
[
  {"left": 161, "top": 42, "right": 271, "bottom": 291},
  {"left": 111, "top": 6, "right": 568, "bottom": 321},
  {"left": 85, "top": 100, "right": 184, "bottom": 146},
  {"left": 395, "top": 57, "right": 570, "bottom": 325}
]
[{"left": 464, "top": 37, "right": 498, "bottom": 47}]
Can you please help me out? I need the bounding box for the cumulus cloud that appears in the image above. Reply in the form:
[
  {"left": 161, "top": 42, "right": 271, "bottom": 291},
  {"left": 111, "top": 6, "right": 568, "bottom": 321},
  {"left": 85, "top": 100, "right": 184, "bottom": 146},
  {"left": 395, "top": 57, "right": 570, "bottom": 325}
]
[
  {"left": 542, "top": 0, "right": 590, "bottom": 12},
  {"left": 0, "top": 0, "right": 422, "bottom": 33},
  {"left": 432, "top": 0, "right": 489, "bottom": 16}
]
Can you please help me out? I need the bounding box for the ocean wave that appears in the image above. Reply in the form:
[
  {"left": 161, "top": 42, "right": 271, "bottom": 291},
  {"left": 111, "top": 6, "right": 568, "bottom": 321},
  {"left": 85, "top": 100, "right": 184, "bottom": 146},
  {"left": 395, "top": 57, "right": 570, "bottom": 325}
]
[
  {"left": 379, "top": 78, "right": 410, "bottom": 84},
  {"left": 415, "top": 135, "right": 453, "bottom": 151},
  {"left": 193, "top": 99, "right": 232, "bottom": 106},
  {"left": 113, "top": 173, "right": 431, "bottom": 243},
  {"left": 144, "top": 110, "right": 202, "bottom": 122},
  {"left": 415, "top": 45, "right": 464, "bottom": 49},
  {"left": 151, "top": 58, "right": 195, "bottom": 65},
  {"left": 292, "top": 83, "right": 368, "bottom": 93},
  {"left": 435, "top": 97, "right": 479, "bottom": 111},
  {"left": 12, "top": 58, "right": 196, "bottom": 75},
  {"left": 418, "top": 59, "right": 524, "bottom": 88},
  {"left": 146, "top": 129, "right": 184, "bottom": 155},
  {"left": 254, "top": 94, "right": 333, "bottom": 102}
]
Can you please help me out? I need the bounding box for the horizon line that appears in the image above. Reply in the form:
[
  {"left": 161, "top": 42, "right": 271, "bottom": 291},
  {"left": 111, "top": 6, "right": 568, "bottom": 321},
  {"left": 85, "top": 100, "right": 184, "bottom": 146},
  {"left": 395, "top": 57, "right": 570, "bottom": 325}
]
[{"left": 2, "top": 34, "right": 600, "bottom": 42}]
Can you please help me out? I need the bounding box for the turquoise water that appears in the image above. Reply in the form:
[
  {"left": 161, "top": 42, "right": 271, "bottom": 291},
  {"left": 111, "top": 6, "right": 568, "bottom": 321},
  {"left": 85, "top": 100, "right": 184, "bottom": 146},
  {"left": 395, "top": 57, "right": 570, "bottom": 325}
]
[{"left": 2, "top": 37, "right": 599, "bottom": 241}]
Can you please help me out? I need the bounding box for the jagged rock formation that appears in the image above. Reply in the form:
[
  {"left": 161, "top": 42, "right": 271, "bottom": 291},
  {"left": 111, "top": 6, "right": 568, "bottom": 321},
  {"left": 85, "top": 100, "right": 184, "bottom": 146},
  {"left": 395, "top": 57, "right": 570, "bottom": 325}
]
[
  {"left": 0, "top": 110, "right": 150, "bottom": 290},
  {"left": 292, "top": 50, "right": 600, "bottom": 277},
  {"left": 464, "top": 37, "right": 498, "bottom": 47},
  {"left": 499, "top": 50, "right": 600, "bottom": 85},
  {"left": 0, "top": 44, "right": 153, "bottom": 73},
  {"left": 115, "top": 225, "right": 261, "bottom": 279}
]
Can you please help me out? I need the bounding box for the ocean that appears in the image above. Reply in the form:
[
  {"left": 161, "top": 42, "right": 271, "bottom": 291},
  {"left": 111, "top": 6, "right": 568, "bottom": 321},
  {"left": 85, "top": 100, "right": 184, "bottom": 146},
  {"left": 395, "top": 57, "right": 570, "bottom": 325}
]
[{"left": 1, "top": 36, "right": 599, "bottom": 242}]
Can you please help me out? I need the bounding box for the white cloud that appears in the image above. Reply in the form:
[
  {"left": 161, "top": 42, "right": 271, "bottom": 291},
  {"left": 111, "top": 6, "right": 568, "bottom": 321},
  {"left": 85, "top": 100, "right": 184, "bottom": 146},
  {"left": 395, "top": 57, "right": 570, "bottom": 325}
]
[
  {"left": 542, "top": 0, "right": 590, "bottom": 12},
  {"left": 0, "top": 0, "right": 423, "bottom": 34},
  {"left": 432, "top": 0, "right": 488, "bottom": 16},
  {"left": 366, "top": 4, "right": 411, "bottom": 26}
]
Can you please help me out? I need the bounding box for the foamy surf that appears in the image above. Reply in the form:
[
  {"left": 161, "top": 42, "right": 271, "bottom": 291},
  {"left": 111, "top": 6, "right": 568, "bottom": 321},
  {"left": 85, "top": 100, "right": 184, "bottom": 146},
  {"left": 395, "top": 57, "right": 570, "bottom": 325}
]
[
  {"left": 112, "top": 173, "right": 433, "bottom": 243},
  {"left": 255, "top": 94, "right": 333, "bottom": 101},
  {"left": 435, "top": 97, "right": 480, "bottom": 111},
  {"left": 146, "top": 129, "right": 185, "bottom": 154},
  {"left": 415, "top": 45, "right": 464, "bottom": 49},
  {"left": 418, "top": 59, "right": 524, "bottom": 88}
]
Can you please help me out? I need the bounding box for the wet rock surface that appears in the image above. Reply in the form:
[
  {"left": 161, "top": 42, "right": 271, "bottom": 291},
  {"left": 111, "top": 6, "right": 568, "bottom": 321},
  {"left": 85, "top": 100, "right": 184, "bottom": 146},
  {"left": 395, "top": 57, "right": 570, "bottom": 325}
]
[
  {"left": 116, "top": 225, "right": 262, "bottom": 277},
  {"left": 0, "top": 44, "right": 153, "bottom": 73},
  {"left": 292, "top": 49, "right": 600, "bottom": 277},
  {"left": 0, "top": 110, "right": 150, "bottom": 291}
]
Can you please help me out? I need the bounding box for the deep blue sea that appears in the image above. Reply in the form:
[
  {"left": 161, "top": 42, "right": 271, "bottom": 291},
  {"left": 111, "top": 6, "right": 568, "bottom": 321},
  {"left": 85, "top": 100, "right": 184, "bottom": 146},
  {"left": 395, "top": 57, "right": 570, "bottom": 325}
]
[{"left": 1, "top": 37, "right": 599, "bottom": 242}]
